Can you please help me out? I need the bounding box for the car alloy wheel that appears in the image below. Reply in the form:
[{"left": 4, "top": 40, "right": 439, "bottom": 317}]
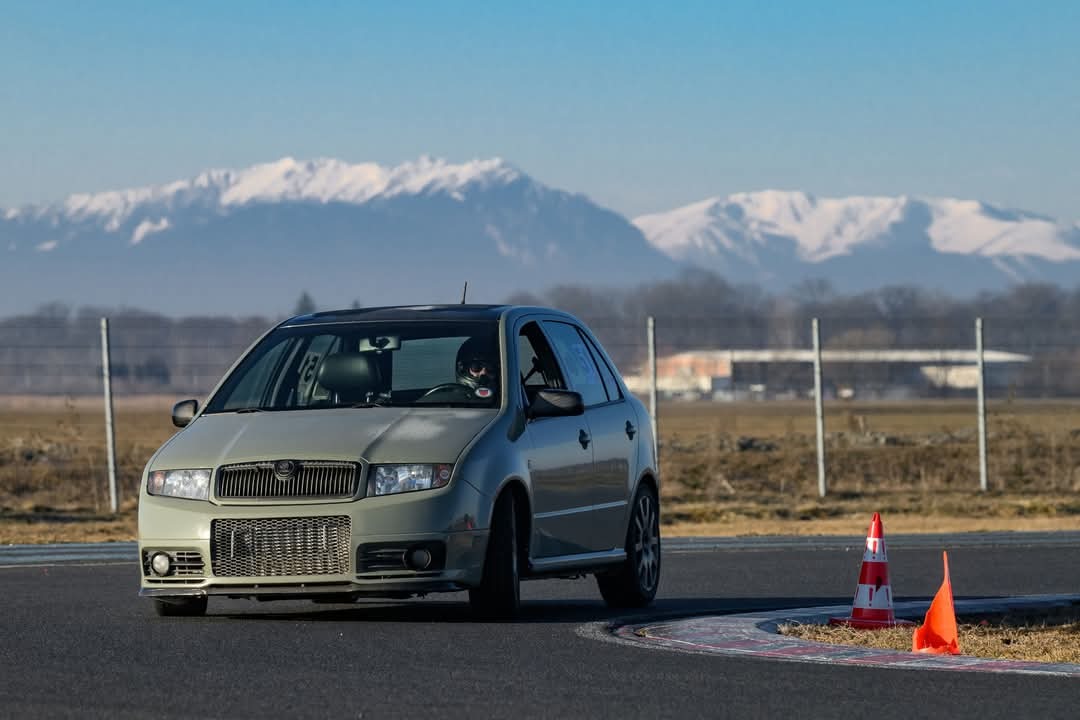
[
  {"left": 633, "top": 491, "right": 660, "bottom": 594},
  {"left": 596, "top": 483, "right": 660, "bottom": 608}
]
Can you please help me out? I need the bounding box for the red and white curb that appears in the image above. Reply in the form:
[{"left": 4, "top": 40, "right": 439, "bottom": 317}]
[{"left": 587, "top": 594, "right": 1080, "bottom": 676}]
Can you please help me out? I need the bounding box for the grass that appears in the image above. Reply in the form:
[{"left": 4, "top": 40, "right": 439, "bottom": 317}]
[
  {"left": 656, "top": 398, "right": 1080, "bottom": 537},
  {"left": 781, "top": 614, "right": 1080, "bottom": 664},
  {"left": 1, "top": 396, "right": 1079, "bottom": 543}
]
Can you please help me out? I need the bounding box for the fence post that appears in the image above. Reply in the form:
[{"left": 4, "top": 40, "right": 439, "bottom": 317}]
[
  {"left": 647, "top": 316, "right": 659, "bottom": 464},
  {"left": 812, "top": 317, "right": 827, "bottom": 498},
  {"left": 100, "top": 318, "right": 119, "bottom": 513},
  {"left": 976, "top": 317, "right": 988, "bottom": 492}
]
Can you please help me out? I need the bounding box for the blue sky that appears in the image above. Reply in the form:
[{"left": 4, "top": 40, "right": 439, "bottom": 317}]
[{"left": 2, "top": 1, "right": 1078, "bottom": 220}]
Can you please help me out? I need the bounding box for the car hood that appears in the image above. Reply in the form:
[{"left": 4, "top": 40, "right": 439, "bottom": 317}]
[{"left": 151, "top": 407, "right": 498, "bottom": 469}]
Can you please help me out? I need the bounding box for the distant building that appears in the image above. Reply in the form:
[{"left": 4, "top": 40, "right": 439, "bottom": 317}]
[
  {"left": 622, "top": 351, "right": 732, "bottom": 398},
  {"left": 623, "top": 349, "right": 1031, "bottom": 400}
]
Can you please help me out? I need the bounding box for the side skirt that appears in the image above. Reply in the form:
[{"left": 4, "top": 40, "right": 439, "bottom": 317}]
[{"left": 525, "top": 548, "right": 626, "bottom": 579}]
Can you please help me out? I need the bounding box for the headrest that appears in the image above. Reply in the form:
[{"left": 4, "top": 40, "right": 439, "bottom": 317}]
[{"left": 317, "top": 353, "right": 380, "bottom": 394}]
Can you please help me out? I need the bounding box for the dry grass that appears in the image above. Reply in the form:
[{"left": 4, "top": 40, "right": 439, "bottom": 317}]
[
  {"left": 657, "top": 399, "right": 1080, "bottom": 535},
  {"left": 0, "top": 506, "right": 137, "bottom": 544},
  {"left": 781, "top": 615, "right": 1080, "bottom": 664},
  {"left": 0, "top": 397, "right": 1079, "bottom": 543}
]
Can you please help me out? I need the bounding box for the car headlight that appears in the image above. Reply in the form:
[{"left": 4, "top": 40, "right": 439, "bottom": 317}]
[
  {"left": 370, "top": 464, "right": 453, "bottom": 496},
  {"left": 147, "top": 468, "right": 212, "bottom": 500}
]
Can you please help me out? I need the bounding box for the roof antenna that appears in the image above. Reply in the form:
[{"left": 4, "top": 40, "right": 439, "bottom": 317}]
[{"left": 460, "top": 281, "right": 468, "bottom": 304}]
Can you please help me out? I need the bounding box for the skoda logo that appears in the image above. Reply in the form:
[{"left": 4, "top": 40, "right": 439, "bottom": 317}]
[{"left": 273, "top": 460, "right": 297, "bottom": 482}]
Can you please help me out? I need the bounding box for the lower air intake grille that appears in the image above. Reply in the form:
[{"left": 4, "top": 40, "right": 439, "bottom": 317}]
[
  {"left": 210, "top": 516, "right": 351, "bottom": 577},
  {"left": 356, "top": 541, "right": 447, "bottom": 573},
  {"left": 141, "top": 549, "right": 205, "bottom": 578}
]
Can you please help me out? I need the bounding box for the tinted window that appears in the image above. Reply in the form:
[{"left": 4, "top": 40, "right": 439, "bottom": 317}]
[{"left": 542, "top": 321, "right": 608, "bottom": 407}]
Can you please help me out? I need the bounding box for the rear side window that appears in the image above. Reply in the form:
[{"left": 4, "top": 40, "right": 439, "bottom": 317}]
[
  {"left": 542, "top": 321, "right": 610, "bottom": 407},
  {"left": 582, "top": 333, "right": 622, "bottom": 402}
]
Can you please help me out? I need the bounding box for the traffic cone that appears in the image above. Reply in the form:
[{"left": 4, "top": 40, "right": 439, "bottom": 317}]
[
  {"left": 830, "top": 512, "right": 912, "bottom": 629},
  {"left": 912, "top": 551, "right": 961, "bottom": 655}
]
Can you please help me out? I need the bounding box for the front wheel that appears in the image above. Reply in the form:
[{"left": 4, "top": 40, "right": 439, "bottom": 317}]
[
  {"left": 469, "top": 491, "right": 520, "bottom": 620},
  {"left": 597, "top": 484, "right": 660, "bottom": 608},
  {"left": 153, "top": 596, "right": 208, "bottom": 617}
]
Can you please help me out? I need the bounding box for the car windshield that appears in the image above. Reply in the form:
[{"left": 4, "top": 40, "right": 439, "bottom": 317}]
[{"left": 204, "top": 321, "right": 501, "bottom": 413}]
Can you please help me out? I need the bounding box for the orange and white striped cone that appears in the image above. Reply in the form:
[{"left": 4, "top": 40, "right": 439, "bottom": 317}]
[{"left": 830, "top": 512, "right": 913, "bottom": 629}]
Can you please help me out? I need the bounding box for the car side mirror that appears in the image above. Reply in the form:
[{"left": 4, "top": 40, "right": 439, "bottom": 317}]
[
  {"left": 172, "top": 399, "right": 199, "bottom": 428},
  {"left": 527, "top": 389, "right": 584, "bottom": 419}
]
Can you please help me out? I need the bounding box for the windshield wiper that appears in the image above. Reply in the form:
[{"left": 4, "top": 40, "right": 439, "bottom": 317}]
[
  {"left": 349, "top": 401, "right": 391, "bottom": 408},
  {"left": 233, "top": 406, "right": 271, "bottom": 413}
]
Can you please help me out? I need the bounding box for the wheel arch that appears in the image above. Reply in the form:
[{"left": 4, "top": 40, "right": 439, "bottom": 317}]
[
  {"left": 636, "top": 471, "right": 659, "bottom": 500},
  {"left": 492, "top": 477, "right": 532, "bottom": 563},
  {"left": 623, "top": 471, "right": 660, "bottom": 539}
]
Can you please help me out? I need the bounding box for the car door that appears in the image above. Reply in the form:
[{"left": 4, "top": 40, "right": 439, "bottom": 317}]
[
  {"left": 516, "top": 320, "right": 596, "bottom": 558},
  {"left": 541, "top": 320, "right": 634, "bottom": 553}
]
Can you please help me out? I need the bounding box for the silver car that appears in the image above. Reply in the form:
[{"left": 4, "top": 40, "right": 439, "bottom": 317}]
[{"left": 138, "top": 304, "right": 660, "bottom": 618}]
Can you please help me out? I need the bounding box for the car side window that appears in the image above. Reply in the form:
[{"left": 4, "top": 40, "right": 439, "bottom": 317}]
[
  {"left": 517, "top": 322, "right": 566, "bottom": 404},
  {"left": 582, "top": 332, "right": 622, "bottom": 402},
  {"left": 542, "top": 321, "right": 609, "bottom": 407}
]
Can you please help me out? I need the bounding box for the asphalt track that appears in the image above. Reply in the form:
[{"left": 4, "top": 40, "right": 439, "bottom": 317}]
[{"left": 1, "top": 534, "right": 1078, "bottom": 719}]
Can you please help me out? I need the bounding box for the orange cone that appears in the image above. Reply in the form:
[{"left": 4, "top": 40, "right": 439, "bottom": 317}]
[
  {"left": 830, "top": 512, "right": 912, "bottom": 629},
  {"left": 912, "top": 551, "right": 961, "bottom": 655}
]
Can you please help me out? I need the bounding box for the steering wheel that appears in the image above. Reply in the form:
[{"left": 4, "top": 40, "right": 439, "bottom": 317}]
[{"left": 418, "top": 382, "right": 471, "bottom": 400}]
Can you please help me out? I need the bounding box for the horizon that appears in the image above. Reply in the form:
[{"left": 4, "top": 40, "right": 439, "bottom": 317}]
[{"left": 3, "top": 2, "right": 1078, "bottom": 221}]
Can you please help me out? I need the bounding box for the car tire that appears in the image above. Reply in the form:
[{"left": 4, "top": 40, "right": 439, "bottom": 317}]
[
  {"left": 596, "top": 483, "right": 660, "bottom": 608},
  {"left": 469, "top": 491, "right": 520, "bottom": 620},
  {"left": 153, "top": 596, "right": 208, "bottom": 617}
]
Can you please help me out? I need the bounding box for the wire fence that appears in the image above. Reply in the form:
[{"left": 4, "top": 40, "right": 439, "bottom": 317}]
[
  {"left": 2, "top": 313, "right": 1079, "bottom": 400},
  {"left": 1, "top": 313, "right": 1079, "bottom": 508}
]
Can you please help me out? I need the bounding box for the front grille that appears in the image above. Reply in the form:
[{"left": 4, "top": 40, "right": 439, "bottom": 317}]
[
  {"left": 141, "top": 549, "right": 205, "bottom": 578},
  {"left": 210, "top": 516, "right": 351, "bottom": 577},
  {"left": 216, "top": 461, "right": 361, "bottom": 500}
]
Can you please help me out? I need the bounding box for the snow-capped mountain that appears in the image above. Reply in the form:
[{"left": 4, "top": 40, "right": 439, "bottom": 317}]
[
  {"left": 5, "top": 163, "right": 1080, "bottom": 317},
  {"left": 0, "top": 157, "right": 677, "bottom": 315},
  {"left": 634, "top": 191, "right": 1080, "bottom": 293},
  {"left": 9, "top": 156, "right": 524, "bottom": 237}
]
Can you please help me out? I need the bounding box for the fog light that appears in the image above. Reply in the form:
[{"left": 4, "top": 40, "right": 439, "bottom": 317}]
[
  {"left": 150, "top": 552, "right": 173, "bottom": 577},
  {"left": 405, "top": 548, "right": 432, "bottom": 570}
]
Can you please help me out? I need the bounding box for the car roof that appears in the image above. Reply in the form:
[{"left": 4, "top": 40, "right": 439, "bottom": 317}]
[{"left": 281, "top": 304, "right": 513, "bottom": 327}]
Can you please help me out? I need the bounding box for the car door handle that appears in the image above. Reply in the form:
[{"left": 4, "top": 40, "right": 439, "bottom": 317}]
[
  {"left": 625, "top": 421, "right": 636, "bottom": 440},
  {"left": 578, "top": 429, "right": 591, "bottom": 450}
]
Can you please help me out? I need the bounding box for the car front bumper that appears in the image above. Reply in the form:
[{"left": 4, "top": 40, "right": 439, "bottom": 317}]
[{"left": 137, "top": 480, "right": 490, "bottom": 600}]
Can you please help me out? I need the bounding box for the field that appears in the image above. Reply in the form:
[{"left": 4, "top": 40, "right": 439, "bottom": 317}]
[{"left": 1, "top": 396, "right": 1079, "bottom": 543}]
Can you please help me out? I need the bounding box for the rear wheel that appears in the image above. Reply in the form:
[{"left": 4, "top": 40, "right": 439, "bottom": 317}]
[
  {"left": 153, "top": 596, "right": 208, "bottom": 617},
  {"left": 597, "top": 484, "right": 660, "bottom": 608},
  {"left": 469, "top": 491, "right": 520, "bottom": 620}
]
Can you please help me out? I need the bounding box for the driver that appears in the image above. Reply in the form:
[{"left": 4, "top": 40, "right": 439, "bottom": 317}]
[{"left": 455, "top": 336, "right": 499, "bottom": 398}]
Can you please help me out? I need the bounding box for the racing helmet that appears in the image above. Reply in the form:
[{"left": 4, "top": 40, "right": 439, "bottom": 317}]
[{"left": 455, "top": 336, "right": 499, "bottom": 390}]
